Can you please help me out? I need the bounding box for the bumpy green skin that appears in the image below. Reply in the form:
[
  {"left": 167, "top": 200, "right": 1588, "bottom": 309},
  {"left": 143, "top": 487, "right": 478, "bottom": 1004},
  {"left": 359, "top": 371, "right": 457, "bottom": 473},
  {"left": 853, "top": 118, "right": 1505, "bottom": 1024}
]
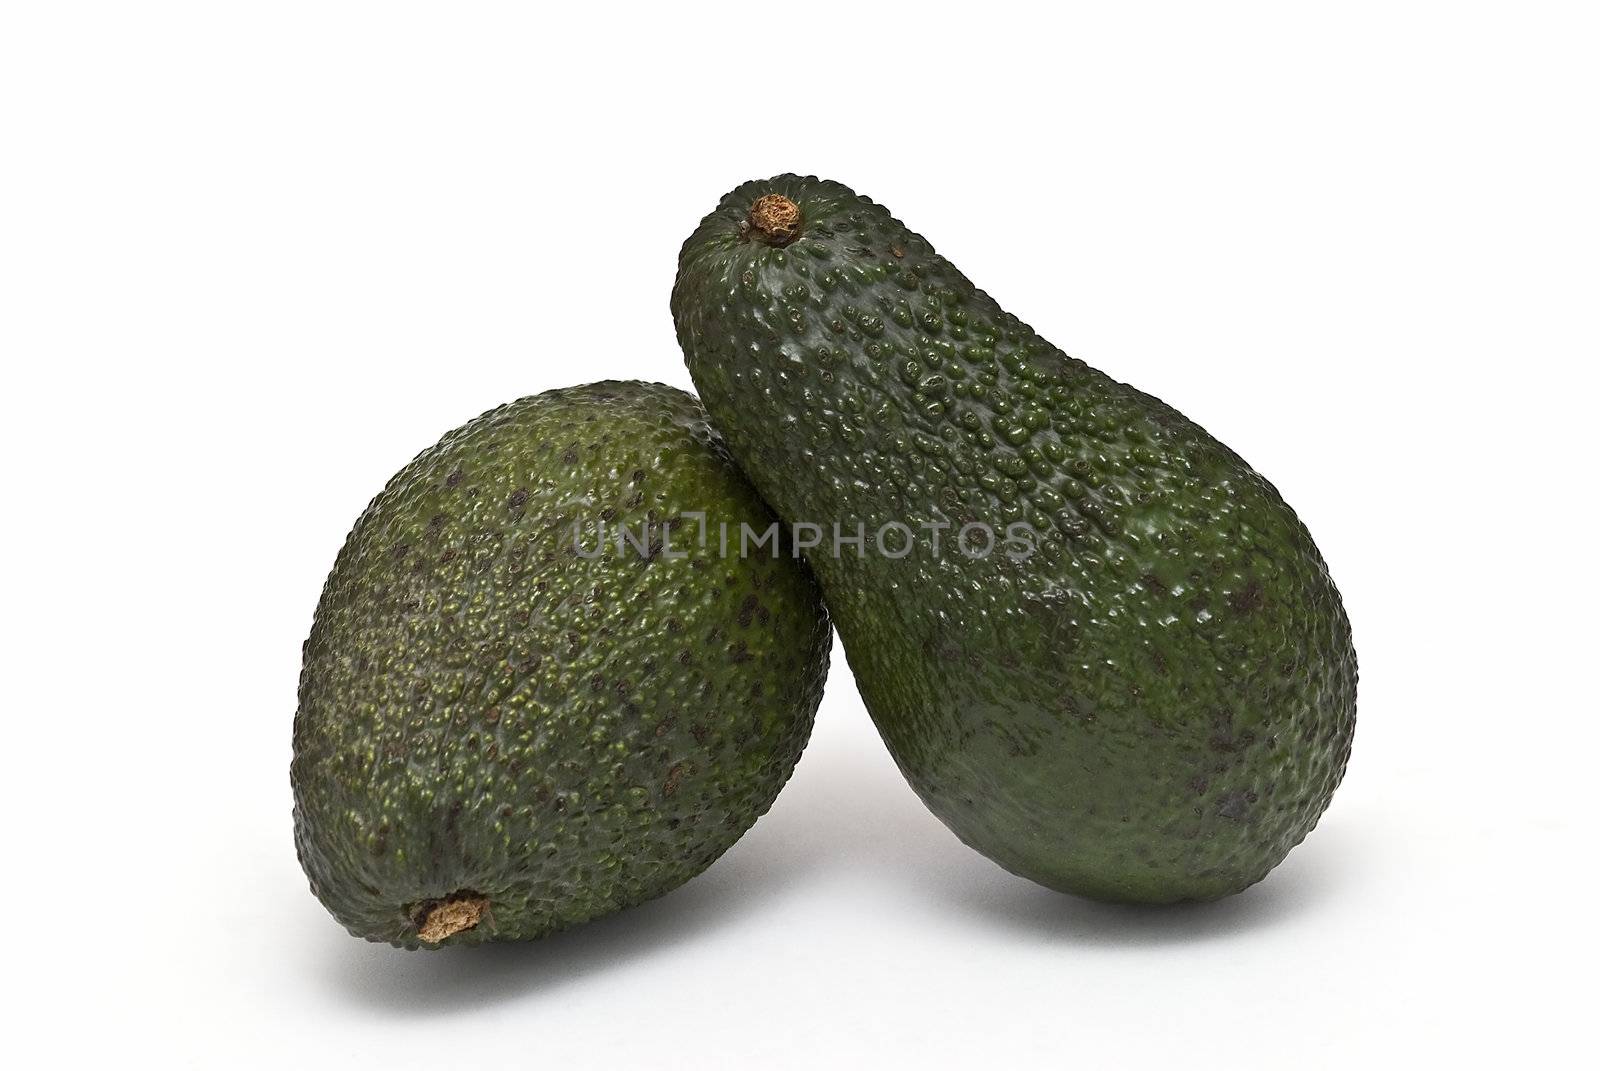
[
  {"left": 673, "top": 177, "right": 1356, "bottom": 903},
  {"left": 292, "top": 381, "right": 830, "bottom": 946}
]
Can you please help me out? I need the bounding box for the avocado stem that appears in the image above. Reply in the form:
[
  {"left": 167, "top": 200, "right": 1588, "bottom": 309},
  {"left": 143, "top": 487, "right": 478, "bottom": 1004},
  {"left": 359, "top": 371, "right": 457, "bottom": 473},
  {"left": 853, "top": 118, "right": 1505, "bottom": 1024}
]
[
  {"left": 416, "top": 893, "right": 488, "bottom": 943},
  {"left": 747, "top": 194, "right": 802, "bottom": 246}
]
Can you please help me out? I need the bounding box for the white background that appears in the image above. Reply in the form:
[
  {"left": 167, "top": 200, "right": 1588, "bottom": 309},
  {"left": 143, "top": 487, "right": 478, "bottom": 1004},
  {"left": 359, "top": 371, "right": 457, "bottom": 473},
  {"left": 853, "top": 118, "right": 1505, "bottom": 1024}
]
[{"left": 4, "top": 2, "right": 1596, "bottom": 1067}]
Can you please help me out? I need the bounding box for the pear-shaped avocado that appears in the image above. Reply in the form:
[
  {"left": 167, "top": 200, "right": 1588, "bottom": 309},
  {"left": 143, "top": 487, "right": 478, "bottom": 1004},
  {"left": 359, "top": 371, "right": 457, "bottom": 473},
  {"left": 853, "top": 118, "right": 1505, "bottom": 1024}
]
[
  {"left": 672, "top": 177, "right": 1355, "bottom": 903},
  {"left": 293, "top": 381, "right": 830, "bottom": 945}
]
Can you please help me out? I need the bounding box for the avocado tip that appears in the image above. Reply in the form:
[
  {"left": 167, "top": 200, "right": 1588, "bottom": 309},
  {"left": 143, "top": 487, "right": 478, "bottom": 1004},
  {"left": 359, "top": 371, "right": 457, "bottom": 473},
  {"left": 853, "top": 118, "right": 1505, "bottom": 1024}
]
[
  {"left": 747, "top": 193, "right": 802, "bottom": 246},
  {"left": 416, "top": 892, "right": 488, "bottom": 943}
]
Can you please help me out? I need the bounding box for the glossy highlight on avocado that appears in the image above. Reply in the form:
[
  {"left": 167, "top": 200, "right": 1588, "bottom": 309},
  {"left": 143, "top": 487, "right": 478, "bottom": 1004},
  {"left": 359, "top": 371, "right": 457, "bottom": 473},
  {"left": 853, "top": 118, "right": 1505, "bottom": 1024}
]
[
  {"left": 672, "top": 177, "right": 1355, "bottom": 903},
  {"left": 292, "top": 381, "right": 831, "bottom": 946}
]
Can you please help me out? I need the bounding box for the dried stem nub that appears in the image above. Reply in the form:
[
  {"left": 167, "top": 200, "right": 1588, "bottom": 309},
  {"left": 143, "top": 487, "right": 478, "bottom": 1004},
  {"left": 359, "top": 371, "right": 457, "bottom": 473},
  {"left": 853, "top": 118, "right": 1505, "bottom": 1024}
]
[
  {"left": 416, "top": 892, "right": 488, "bottom": 943},
  {"left": 747, "top": 193, "right": 802, "bottom": 246}
]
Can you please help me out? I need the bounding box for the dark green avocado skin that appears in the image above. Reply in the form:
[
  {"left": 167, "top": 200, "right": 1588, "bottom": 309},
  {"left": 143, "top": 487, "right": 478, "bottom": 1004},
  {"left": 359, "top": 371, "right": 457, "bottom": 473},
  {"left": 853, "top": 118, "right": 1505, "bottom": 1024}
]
[
  {"left": 292, "top": 381, "right": 830, "bottom": 946},
  {"left": 672, "top": 177, "right": 1355, "bottom": 903}
]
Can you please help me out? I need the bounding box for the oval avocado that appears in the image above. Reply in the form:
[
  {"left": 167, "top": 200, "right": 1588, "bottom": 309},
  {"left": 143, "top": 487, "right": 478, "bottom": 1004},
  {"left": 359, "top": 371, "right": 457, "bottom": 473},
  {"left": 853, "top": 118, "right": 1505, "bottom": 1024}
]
[{"left": 292, "top": 381, "right": 830, "bottom": 945}]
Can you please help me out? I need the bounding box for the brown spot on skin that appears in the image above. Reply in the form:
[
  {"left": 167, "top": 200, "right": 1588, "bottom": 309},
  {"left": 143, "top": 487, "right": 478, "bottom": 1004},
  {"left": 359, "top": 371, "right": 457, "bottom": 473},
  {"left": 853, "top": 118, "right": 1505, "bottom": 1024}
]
[
  {"left": 736, "top": 593, "right": 760, "bottom": 628},
  {"left": 561, "top": 448, "right": 579, "bottom": 465},
  {"left": 690, "top": 724, "right": 709, "bottom": 744},
  {"left": 1056, "top": 688, "right": 1094, "bottom": 723},
  {"left": 663, "top": 762, "right": 689, "bottom": 797},
  {"left": 445, "top": 467, "right": 463, "bottom": 488},
  {"left": 655, "top": 717, "right": 677, "bottom": 738},
  {"left": 1229, "top": 579, "right": 1265, "bottom": 614},
  {"left": 508, "top": 488, "right": 529, "bottom": 511},
  {"left": 1216, "top": 790, "right": 1258, "bottom": 820},
  {"left": 890, "top": 246, "right": 905, "bottom": 258}
]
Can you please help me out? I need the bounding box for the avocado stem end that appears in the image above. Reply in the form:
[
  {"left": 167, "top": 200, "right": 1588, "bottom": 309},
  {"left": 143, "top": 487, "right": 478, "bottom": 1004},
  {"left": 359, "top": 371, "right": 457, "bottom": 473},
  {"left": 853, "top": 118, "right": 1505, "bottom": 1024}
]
[
  {"left": 747, "top": 193, "right": 802, "bottom": 246},
  {"left": 416, "top": 893, "right": 488, "bottom": 943}
]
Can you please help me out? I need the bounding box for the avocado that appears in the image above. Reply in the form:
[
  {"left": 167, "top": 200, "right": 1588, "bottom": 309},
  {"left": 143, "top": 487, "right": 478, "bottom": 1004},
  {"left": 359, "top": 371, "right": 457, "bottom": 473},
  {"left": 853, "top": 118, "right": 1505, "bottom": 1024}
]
[
  {"left": 672, "top": 177, "right": 1355, "bottom": 903},
  {"left": 292, "top": 381, "right": 830, "bottom": 946}
]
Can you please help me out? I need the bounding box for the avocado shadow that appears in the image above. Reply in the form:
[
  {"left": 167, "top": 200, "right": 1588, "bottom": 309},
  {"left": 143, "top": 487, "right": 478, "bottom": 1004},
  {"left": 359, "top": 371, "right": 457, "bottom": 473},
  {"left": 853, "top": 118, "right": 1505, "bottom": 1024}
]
[
  {"left": 318, "top": 730, "right": 1349, "bottom": 1014},
  {"left": 317, "top": 751, "right": 850, "bottom": 1018},
  {"left": 782, "top": 736, "right": 1354, "bottom": 947},
  {"left": 926, "top": 821, "right": 1357, "bottom": 948}
]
